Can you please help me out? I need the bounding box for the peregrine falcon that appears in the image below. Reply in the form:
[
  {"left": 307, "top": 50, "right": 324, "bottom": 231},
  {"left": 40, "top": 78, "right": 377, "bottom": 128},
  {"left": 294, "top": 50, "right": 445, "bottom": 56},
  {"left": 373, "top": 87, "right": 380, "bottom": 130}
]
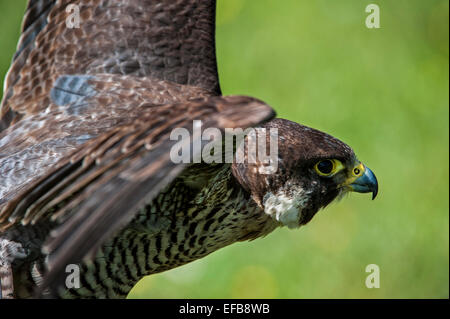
[{"left": 0, "top": 0, "right": 378, "bottom": 298}]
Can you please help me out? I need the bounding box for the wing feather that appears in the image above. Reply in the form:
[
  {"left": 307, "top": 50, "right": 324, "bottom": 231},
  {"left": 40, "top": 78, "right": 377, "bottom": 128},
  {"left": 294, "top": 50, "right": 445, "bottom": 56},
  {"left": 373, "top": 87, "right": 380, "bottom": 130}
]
[
  {"left": 0, "top": 0, "right": 277, "bottom": 298},
  {"left": 1, "top": 0, "right": 220, "bottom": 130},
  {"left": 15, "top": 96, "right": 273, "bottom": 296}
]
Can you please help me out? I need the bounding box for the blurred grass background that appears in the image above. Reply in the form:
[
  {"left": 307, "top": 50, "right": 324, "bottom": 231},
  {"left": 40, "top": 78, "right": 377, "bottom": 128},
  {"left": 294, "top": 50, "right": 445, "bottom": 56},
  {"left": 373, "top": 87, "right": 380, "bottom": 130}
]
[{"left": 0, "top": 0, "right": 448, "bottom": 298}]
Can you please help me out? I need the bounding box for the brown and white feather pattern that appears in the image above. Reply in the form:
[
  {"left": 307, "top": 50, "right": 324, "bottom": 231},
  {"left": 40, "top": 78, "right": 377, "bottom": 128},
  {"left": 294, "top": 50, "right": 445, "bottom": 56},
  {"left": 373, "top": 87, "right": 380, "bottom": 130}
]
[
  {"left": 0, "top": 0, "right": 280, "bottom": 300},
  {"left": 0, "top": 0, "right": 369, "bottom": 299},
  {"left": 1, "top": 0, "right": 220, "bottom": 129}
]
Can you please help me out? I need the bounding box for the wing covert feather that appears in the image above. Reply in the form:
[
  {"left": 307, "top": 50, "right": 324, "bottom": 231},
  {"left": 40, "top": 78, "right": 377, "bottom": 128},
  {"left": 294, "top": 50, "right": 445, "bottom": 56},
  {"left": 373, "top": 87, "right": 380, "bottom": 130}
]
[
  {"left": 0, "top": 95, "right": 275, "bottom": 296},
  {"left": 1, "top": 0, "right": 220, "bottom": 130}
]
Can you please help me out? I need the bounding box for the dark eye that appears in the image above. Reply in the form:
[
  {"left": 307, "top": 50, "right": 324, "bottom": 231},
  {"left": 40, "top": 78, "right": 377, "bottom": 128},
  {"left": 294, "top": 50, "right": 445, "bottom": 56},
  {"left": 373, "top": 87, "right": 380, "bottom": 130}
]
[
  {"left": 316, "top": 160, "right": 334, "bottom": 174},
  {"left": 314, "top": 159, "right": 343, "bottom": 176}
]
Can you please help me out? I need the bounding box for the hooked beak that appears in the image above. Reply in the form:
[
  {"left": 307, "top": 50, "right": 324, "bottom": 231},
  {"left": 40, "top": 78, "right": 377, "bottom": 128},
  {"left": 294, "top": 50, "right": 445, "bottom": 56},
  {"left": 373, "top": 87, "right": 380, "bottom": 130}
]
[{"left": 349, "top": 166, "right": 378, "bottom": 200}]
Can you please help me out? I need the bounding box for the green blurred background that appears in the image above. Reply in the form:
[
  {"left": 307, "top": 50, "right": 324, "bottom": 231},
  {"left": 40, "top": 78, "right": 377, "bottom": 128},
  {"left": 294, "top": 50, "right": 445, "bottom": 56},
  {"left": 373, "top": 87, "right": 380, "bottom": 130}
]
[{"left": 0, "top": 0, "right": 448, "bottom": 298}]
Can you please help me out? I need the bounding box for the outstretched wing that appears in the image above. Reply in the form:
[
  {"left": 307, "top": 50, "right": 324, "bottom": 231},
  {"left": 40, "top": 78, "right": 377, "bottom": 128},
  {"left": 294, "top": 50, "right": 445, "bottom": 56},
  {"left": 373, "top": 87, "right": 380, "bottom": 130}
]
[
  {"left": 1, "top": 0, "right": 221, "bottom": 130},
  {"left": 1, "top": 95, "right": 275, "bottom": 296},
  {"left": 1, "top": 0, "right": 221, "bottom": 203},
  {"left": 0, "top": 0, "right": 276, "bottom": 296},
  {"left": 0, "top": 73, "right": 213, "bottom": 204}
]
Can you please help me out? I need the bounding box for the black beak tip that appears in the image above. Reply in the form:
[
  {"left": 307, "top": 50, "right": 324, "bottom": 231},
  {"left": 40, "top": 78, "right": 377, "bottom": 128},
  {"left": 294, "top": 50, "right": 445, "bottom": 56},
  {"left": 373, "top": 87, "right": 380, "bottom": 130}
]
[
  {"left": 371, "top": 170, "right": 378, "bottom": 200},
  {"left": 372, "top": 190, "right": 377, "bottom": 200}
]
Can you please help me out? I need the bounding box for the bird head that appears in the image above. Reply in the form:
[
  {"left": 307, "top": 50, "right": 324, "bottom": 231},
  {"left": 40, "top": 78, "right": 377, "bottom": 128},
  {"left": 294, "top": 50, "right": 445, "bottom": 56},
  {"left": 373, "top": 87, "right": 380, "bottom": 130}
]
[{"left": 231, "top": 118, "right": 378, "bottom": 228}]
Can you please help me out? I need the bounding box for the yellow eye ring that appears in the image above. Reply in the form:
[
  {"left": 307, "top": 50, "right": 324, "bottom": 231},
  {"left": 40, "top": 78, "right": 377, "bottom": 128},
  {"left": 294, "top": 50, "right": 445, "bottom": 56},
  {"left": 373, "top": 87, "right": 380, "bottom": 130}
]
[
  {"left": 314, "top": 159, "right": 343, "bottom": 176},
  {"left": 352, "top": 163, "right": 365, "bottom": 177}
]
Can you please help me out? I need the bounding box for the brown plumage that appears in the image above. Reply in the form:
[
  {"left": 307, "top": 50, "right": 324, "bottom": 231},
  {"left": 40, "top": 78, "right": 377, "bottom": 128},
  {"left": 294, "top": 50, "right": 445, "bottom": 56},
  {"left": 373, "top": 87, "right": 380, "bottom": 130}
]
[{"left": 0, "top": 0, "right": 377, "bottom": 298}]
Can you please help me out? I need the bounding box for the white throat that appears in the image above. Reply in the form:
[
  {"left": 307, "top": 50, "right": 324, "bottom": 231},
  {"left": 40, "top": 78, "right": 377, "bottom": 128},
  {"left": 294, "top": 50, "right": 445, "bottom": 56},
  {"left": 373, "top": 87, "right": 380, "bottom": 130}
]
[{"left": 262, "top": 185, "right": 312, "bottom": 228}]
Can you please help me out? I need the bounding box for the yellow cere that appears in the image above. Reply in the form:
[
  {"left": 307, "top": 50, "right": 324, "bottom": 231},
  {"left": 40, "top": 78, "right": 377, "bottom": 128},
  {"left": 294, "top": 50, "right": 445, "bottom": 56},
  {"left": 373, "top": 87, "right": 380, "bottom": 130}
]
[
  {"left": 340, "top": 162, "right": 366, "bottom": 187},
  {"left": 352, "top": 162, "right": 365, "bottom": 177}
]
